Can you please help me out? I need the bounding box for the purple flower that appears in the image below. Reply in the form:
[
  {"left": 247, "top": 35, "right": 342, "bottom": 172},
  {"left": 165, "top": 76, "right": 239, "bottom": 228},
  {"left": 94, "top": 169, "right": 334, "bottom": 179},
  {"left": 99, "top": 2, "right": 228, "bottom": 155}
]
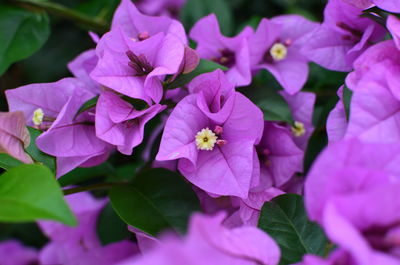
[
  {"left": 0, "top": 240, "right": 38, "bottom": 265},
  {"left": 117, "top": 213, "right": 281, "bottom": 265},
  {"left": 156, "top": 70, "right": 264, "bottom": 198},
  {"left": 6, "top": 78, "right": 112, "bottom": 177},
  {"left": 0, "top": 111, "right": 32, "bottom": 163},
  {"left": 305, "top": 139, "right": 400, "bottom": 264},
  {"left": 326, "top": 86, "right": 348, "bottom": 143},
  {"left": 91, "top": 30, "right": 185, "bottom": 104},
  {"left": 303, "top": 0, "right": 386, "bottom": 71},
  {"left": 388, "top": 15, "right": 400, "bottom": 50},
  {"left": 95, "top": 91, "right": 166, "bottom": 155},
  {"left": 39, "top": 192, "right": 138, "bottom": 265},
  {"left": 189, "top": 14, "right": 253, "bottom": 86},
  {"left": 256, "top": 122, "right": 303, "bottom": 189},
  {"left": 344, "top": 60, "right": 400, "bottom": 142},
  {"left": 281, "top": 91, "right": 316, "bottom": 150},
  {"left": 136, "top": 0, "right": 186, "bottom": 18},
  {"left": 109, "top": 0, "right": 187, "bottom": 45},
  {"left": 68, "top": 48, "right": 100, "bottom": 93},
  {"left": 250, "top": 16, "right": 319, "bottom": 94},
  {"left": 343, "top": 0, "right": 400, "bottom": 12}
]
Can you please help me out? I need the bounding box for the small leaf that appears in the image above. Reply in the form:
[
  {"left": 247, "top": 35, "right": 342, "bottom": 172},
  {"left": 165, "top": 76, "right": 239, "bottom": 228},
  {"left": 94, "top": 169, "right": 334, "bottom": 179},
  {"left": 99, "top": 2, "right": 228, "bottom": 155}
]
[
  {"left": 0, "top": 164, "right": 77, "bottom": 226},
  {"left": 96, "top": 203, "right": 131, "bottom": 245},
  {"left": 0, "top": 153, "right": 22, "bottom": 170},
  {"left": 26, "top": 127, "right": 56, "bottom": 173},
  {"left": 343, "top": 85, "right": 353, "bottom": 121},
  {"left": 0, "top": 5, "right": 50, "bottom": 75},
  {"left": 258, "top": 194, "right": 328, "bottom": 265},
  {"left": 110, "top": 168, "right": 200, "bottom": 236},
  {"left": 166, "top": 59, "right": 227, "bottom": 90},
  {"left": 75, "top": 95, "right": 99, "bottom": 117}
]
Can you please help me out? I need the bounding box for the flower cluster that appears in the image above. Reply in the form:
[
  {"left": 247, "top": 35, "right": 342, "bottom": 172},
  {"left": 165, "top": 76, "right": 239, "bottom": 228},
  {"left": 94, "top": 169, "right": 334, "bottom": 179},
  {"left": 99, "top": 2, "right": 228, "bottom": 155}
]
[{"left": 1, "top": 0, "right": 400, "bottom": 264}]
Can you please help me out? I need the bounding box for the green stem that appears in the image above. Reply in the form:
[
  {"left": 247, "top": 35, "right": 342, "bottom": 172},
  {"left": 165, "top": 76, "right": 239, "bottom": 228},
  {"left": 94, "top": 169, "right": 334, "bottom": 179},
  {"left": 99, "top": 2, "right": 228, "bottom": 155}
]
[
  {"left": 63, "top": 182, "right": 123, "bottom": 195},
  {"left": 13, "top": 0, "right": 109, "bottom": 34}
]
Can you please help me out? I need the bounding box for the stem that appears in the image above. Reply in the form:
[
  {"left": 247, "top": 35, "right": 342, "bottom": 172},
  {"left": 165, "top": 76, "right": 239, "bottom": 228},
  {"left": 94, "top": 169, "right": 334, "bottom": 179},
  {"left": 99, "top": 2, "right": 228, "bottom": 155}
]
[
  {"left": 13, "top": 0, "right": 109, "bottom": 34},
  {"left": 63, "top": 182, "right": 123, "bottom": 195}
]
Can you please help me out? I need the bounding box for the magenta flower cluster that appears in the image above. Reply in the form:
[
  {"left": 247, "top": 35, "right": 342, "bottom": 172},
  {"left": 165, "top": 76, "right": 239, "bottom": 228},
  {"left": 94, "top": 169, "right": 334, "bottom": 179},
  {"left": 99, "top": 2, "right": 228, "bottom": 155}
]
[{"left": 2, "top": 0, "right": 400, "bottom": 264}]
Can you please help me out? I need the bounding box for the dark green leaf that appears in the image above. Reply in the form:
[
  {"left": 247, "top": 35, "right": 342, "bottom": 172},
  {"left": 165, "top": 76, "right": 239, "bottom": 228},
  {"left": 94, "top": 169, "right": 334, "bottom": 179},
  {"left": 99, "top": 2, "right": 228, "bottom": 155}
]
[
  {"left": 58, "top": 162, "right": 115, "bottom": 187},
  {"left": 258, "top": 194, "right": 328, "bottom": 265},
  {"left": 0, "top": 153, "right": 23, "bottom": 170},
  {"left": 26, "top": 127, "right": 56, "bottom": 173},
  {"left": 343, "top": 85, "right": 353, "bottom": 121},
  {"left": 75, "top": 95, "right": 99, "bottom": 117},
  {"left": 121, "top": 96, "right": 148, "bottom": 111},
  {"left": 110, "top": 168, "right": 200, "bottom": 236},
  {"left": 0, "top": 164, "right": 77, "bottom": 226},
  {"left": 180, "top": 0, "right": 233, "bottom": 35},
  {"left": 75, "top": 0, "right": 119, "bottom": 23},
  {"left": 0, "top": 5, "right": 50, "bottom": 75},
  {"left": 97, "top": 203, "right": 131, "bottom": 245},
  {"left": 166, "top": 59, "right": 227, "bottom": 90}
]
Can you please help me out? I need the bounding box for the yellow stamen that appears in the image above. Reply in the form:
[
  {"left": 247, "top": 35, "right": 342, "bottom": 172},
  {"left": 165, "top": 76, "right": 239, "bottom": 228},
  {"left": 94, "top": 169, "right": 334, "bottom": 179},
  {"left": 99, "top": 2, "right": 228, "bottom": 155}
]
[
  {"left": 32, "top": 108, "right": 44, "bottom": 126},
  {"left": 195, "top": 128, "right": 218, "bottom": 151},
  {"left": 270, "top": 43, "right": 288, "bottom": 61},
  {"left": 291, "top": 121, "right": 306, "bottom": 137}
]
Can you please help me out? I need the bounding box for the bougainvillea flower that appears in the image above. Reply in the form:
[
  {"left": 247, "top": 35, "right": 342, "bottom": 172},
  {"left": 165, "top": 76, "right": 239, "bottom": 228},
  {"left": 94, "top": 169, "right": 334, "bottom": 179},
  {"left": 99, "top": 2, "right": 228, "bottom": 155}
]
[
  {"left": 118, "top": 213, "right": 281, "bottom": 265},
  {"left": 342, "top": 0, "right": 374, "bottom": 8},
  {"left": 344, "top": 65, "right": 400, "bottom": 142},
  {"left": 296, "top": 250, "right": 355, "bottom": 265},
  {"left": 305, "top": 139, "right": 400, "bottom": 223},
  {"left": 68, "top": 49, "right": 99, "bottom": 93},
  {"left": 39, "top": 192, "right": 137, "bottom": 265},
  {"left": 136, "top": 0, "right": 186, "bottom": 18},
  {"left": 387, "top": 15, "right": 400, "bottom": 50},
  {"left": 305, "top": 139, "right": 400, "bottom": 264},
  {"left": 343, "top": 0, "right": 400, "bottom": 12},
  {"left": 156, "top": 70, "right": 264, "bottom": 198},
  {"left": 92, "top": 31, "right": 185, "bottom": 104},
  {"left": 326, "top": 86, "right": 347, "bottom": 142},
  {"left": 303, "top": 0, "right": 386, "bottom": 71},
  {"left": 281, "top": 91, "right": 316, "bottom": 150},
  {"left": 6, "top": 78, "right": 111, "bottom": 177},
  {"left": 0, "top": 111, "right": 32, "bottom": 163},
  {"left": 346, "top": 40, "right": 400, "bottom": 90},
  {"left": 189, "top": 14, "right": 253, "bottom": 86},
  {"left": 96, "top": 91, "right": 166, "bottom": 155},
  {"left": 106, "top": 0, "right": 187, "bottom": 47},
  {"left": 256, "top": 122, "right": 303, "bottom": 188},
  {"left": 250, "top": 16, "right": 319, "bottom": 94},
  {"left": 231, "top": 187, "right": 285, "bottom": 227},
  {"left": 0, "top": 240, "right": 38, "bottom": 265}
]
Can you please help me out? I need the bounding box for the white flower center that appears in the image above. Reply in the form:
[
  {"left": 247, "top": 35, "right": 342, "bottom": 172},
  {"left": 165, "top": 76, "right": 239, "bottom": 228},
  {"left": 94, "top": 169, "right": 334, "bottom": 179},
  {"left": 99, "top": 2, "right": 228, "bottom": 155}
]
[
  {"left": 195, "top": 128, "right": 218, "bottom": 151},
  {"left": 291, "top": 121, "right": 306, "bottom": 137},
  {"left": 270, "top": 43, "right": 288, "bottom": 61},
  {"left": 32, "top": 108, "right": 44, "bottom": 126}
]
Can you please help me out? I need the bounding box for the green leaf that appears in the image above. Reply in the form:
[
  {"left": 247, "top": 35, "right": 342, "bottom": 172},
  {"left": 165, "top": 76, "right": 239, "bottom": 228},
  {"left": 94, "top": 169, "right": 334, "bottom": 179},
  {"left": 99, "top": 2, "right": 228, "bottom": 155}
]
[
  {"left": 241, "top": 71, "right": 294, "bottom": 124},
  {"left": 343, "top": 85, "right": 353, "bottom": 121},
  {"left": 75, "top": 95, "right": 99, "bottom": 117},
  {"left": 0, "top": 164, "right": 77, "bottom": 226},
  {"left": 110, "top": 168, "right": 200, "bottom": 236},
  {"left": 0, "top": 153, "right": 23, "bottom": 170},
  {"left": 258, "top": 194, "right": 328, "bottom": 265},
  {"left": 180, "top": 0, "right": 233, "bottom": 35},
  {"left": 166, "top": 59, "right": 227, "bottom": 90},
  {"left": 0, "top": 5, "right": 50, "bottom": 75},
  {"left": 58, "top": 162, "right": 115, "bottom": 187},
  {"left": 97, "top": 203, "right": 131, "bottom": 245},
  {"left": 25, "top": 127, "right": 56, "bottom": 173}
]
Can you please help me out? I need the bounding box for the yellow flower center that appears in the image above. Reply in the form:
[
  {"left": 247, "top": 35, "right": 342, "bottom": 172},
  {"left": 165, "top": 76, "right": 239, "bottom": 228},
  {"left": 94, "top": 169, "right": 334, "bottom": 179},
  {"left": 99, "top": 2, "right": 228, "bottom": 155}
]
[
  {"left": 32, "top": 108, "right": 44, "bottom": 126},
  {"left": 270, "top": 43, "right": 288, "bottom": 61},
  {"left": 195, "top": 128, "right": 218, "bottom": 151},
  {"left": 291, "top": 121, "right": 306, "bottom": 137}
]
